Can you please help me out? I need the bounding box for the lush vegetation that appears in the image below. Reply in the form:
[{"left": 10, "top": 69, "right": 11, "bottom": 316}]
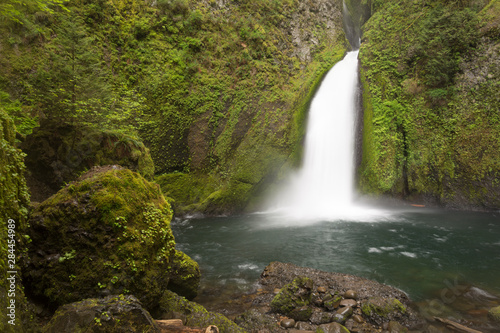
[
  {"left": 358, "top": 0, "right": 500, "bottom": 209},
  {"left": 1, "top": 0, "right": 348, "bottom": 215}
]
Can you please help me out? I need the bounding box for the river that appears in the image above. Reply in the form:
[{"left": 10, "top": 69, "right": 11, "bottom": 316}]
[{"left": 172, "top": 207, "right": 500, "bottom": 330}]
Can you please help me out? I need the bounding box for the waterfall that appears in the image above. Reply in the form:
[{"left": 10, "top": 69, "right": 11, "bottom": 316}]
[
  {"left": 266, "top": 2, "right": 385, "bottom": 221},
  {"left": 270, "top": 50, "right": 361, "bottom": 220}
]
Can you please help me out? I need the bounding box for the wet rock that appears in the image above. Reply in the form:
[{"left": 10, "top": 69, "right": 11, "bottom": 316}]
[
  {"left": 270, "top": 276, "right": 314, "bottom": 319},
  {"left": 317, "top": 322, "right": 350, "bottom": 333},
  {"left": 290, "top": 306, "right": 313, "bottom": 321},
  {"left": 43, "top": 295, "right": 160, "bottom": 333},
  {"left": 340, "top": 299, "right": 357, "bottom": 308},
  {"left": 344, "top": 290, "right": 358, "bottom": 300},
  {"left": 333, "top": 306, "right": 353, "bottom": 324},
  {"left": 281, "top": 318, "right": 296, "bottom": 328},
  {"left": 296, "top": 321, "right": 316, "bottom": 330},
  {"left": 318, "top": 287, "right": 328, "bottom": 293},
  {"left": 323, "top": 292, "right": 342, "bottom": 311},
  {"left": 387, "top": 320, "right": 408, "bottom": 333},
  {"left": 310, "top": 310, "right": 334, "bottom": 325},
  {"left": 489, "top": 305, "right": 500, "bottom": 322},
  {"left": 361, "top": 297, "right": 407, "bottom": 325},
  {"left": 258, "top": 262, "right": 425, "bottom": 330},
  {"left": 234, "top": 308, "right": 279, "bottom": 332},
  {"left": 352, "top": 315, "right": 364, "bottom": 323}
]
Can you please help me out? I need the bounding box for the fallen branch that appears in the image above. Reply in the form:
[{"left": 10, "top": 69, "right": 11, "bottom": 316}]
[{"left": 434, "top": 317, "right": 483, "bottom": 333}]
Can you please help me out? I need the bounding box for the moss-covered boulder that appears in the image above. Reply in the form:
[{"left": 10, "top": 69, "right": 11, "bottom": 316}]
[
  {"left": 158, "top": 290, "right": 245, "bottom": 333},
  {"left": 167, "top": 251, "right": 201, "bottom": 300},
  {"left": 270, "top": 276, "right": 314, "bottom": 321},
  {"left": 22, "top": 167, "right": 199, "bottom": 311},
  {"left": 489, "top": 305, "right": 500, "bottom": 322},
  {"left": 21, "top": 121, "right": 154, "bottom": 202},
  {"left": 44, "top": 295, "right": 160, "bottom": 333},
  {"left": 361, "top": 297, "right": 407, "bottom": 325},
  {"left": 0, "top": 110, "right": 33, "bottom": 331}
]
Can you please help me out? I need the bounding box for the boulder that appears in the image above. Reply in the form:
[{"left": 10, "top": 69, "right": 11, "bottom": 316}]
[
  {"left": 270, "top": 276, "right": 314, "bottom": 320},
  {"left": 22, "top": 168, "right": 200, "bottom": 311},
  {"left": 361, "top": 297, "right": 407, "bottom": 325},
  {"left": 43, "top": 295, "right": 160, "bottom": 333}
]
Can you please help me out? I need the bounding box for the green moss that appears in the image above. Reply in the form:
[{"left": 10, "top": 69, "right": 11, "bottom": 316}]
[
  {"left": 358, "top": 0, "right": 500, "bottom": 208},
  {"left": 23, "top": 168, "right": 199, "bottom": 311},
  {"left": 361, "top": 297, "right": 406, "bottom": 318},
  {"left": 0, "top": 109, "right": 33, "bottom": 332},
  {"left": 44, "top": 295, "right": 160, "bottom": 333},
  {"left": 489, "top": 306, "right": 500, "bottom": 322},
  {"left": 167, "top": 250, "right": 201, "bottom": 300},
  {"left": 270, "top": 277, "right": 314, "bottom": 318},
  {"left": 158, "top": 290, "right": 246, "bottom": 333}
]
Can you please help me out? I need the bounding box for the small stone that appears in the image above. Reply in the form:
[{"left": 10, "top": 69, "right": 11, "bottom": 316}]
[
  {"left": 318, "top": 322, "right": 350, "bottom": 333},
  {"left": 310, "top": 311, "right": 334, "bottom": 325},
  {"left": 318, "top": 286, "right": 328, "bottom": 293},
  {"left": 344, "top": 290, "right": 358, "bottom": 300},
  {"left": 340, "top": 299, "right": 357, "bottom": 307},
  {"left": 333, "top": 306, "right": 353, "bottom": 324},
  {"left": 281, "top": 318, "right": 296, "bottom": 328},
  {"left": 352, "top": 315, "right": 364, "bottom": 323},
  {"left": 296, "top": 321, "right": 315, "bottom": 331},
  {"left": 388, "top": 321, "right": 407, "bottom": 333}
]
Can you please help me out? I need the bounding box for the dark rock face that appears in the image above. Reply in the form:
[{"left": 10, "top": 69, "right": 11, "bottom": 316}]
[
  {"left": 22, "top": 168, "right": 199, "bottom": 311},
  {"left": 44, "top": 295, "right": 160, "bottom": 333},
  {"left": 21, "top": 122, "right": 154, "bottom": 202}
]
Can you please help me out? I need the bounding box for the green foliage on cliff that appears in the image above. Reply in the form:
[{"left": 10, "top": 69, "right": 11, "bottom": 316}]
[
  {"left": 1, "top": 0, "right": 348, "bottom": 215},
  {"left": 359, "top": 0, "right": 500, "bottom": 208},
  {"left": 0, "top": 110, "right": 32, "bottom": 331}
]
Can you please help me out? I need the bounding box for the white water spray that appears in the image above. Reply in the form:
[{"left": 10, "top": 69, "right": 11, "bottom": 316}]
[{"left": 269, "top": 51, "right": 386, "bottom": 221}]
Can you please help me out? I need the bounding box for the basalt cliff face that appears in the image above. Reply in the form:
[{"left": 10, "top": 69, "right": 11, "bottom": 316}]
[{"left": 356, "top": 0, "right": 500, "bottom": 210}]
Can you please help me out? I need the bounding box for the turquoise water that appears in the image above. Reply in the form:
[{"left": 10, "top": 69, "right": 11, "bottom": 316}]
[{"left": 172, "top": 206, "right": 500, "bottom": 304}]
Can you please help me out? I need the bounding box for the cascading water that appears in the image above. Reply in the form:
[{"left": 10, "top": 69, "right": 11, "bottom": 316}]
[{"left": 271, "top": 50, "right": 363, "bottom": 220}]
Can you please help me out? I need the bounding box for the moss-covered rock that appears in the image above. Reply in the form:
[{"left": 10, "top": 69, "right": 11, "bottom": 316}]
[
  {"left": 158, "top": 290, "right": 245, "bottom": 333},
  {"left": 0, "top": 109, "right": 34, "bottom": 332},
  {"left": 22, "top": 168, "right": 199, "bottom": 312},
  {"left": 361, "top": 297, "right": 407, "bottom": 325},
  {"left": 43, "top": 295, "right": 160, "bottom": 333},
  {"left": 21, "top": 121, "right": 154, "bottom": 202},
  {"left": 270, "top": 276, "right": 314, "bottom": 321},
  {"left": 167, "top": 251, "right": 201, "bottom": 300},
  {"left": 489, "top": 305, "right": 500, "bottom": 322}
]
